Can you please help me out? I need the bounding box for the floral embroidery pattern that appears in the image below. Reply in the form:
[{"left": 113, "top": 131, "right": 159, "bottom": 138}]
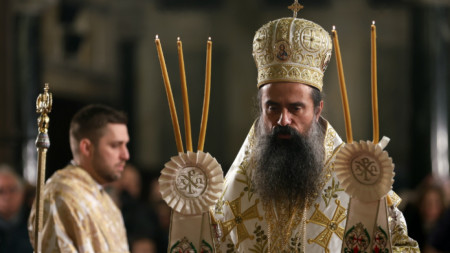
[
  {"left": 343, "top": 223, "right": 370, "bottom": 253},
  {"left": 322, "top": 177, "right": 344, "bottom": 207},
  {"left": 248, "top": 224, "right": 268, "bottom": 253}
]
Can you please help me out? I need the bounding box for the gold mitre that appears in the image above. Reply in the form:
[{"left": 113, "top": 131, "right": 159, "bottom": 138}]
[{"left": 253, "top": 14, "right": 332, "bottom": 91}]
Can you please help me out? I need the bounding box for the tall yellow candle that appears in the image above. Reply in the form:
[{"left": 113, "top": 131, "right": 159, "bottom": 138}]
[
  {"left": 332, "top": 26, "right": 353, "bottom": 143},
  {"left": 371, "top": 21, "right": 379, "bottom": 144},
  {"left": 177, "top": 37, "right": 193, "bottom": 152},
  {"left": 155, "top": 35, "right": 184, "bottom": 153},
  {"left": 198, "top": 37, "right": 212, "bottom": 151}
]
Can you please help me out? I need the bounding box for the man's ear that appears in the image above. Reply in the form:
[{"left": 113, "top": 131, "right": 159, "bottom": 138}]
[
  {"left": 79, "top": 138, "right": 93, "bottom": 157},
  {"left": 315, "top": 100, "right": 324, "bottom": 121}
]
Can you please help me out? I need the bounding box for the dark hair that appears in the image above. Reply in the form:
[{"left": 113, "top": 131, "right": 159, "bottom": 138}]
[
  {"left": 256, "top": 84, "right": 323, "bottom": 114},
  {"left": 70, "top": 104, "right": 128, "bottom": 145},
  {"left": 311, "top": 87, "right": 323, "bottom": 114}
]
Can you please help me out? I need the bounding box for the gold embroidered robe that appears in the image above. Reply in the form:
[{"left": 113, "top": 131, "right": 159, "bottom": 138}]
[
  {"left": 28, "top": 165, "right": 129, "bottom": 253},
  {"left": 211, "top": 119, "right": 419, "bottom": 253}
]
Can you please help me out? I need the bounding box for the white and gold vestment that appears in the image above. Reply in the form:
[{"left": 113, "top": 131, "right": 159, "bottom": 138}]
[
  {"left": 211, "top": 119, "right": 420, "bottom": 253},
  {"left": 28, "top": 165, "right": 129, "bottom": 253}
]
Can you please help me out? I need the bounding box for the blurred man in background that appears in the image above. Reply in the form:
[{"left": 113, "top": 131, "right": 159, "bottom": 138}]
[
  {"left": 0, "top": 164, "right": 33, "bottom": 253},
  {"left": 28, "top": 104, "right": 131, "bottom": 252}
]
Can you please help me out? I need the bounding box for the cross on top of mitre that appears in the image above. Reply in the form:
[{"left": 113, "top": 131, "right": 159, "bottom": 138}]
[{"left": 288, "top": 0, "right": 304, "bottom": 18}]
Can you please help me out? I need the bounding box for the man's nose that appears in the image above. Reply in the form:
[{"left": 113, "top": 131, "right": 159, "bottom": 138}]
[
  {"left": 277, "top": 109, "right": 291, "bottom": 126},
  {"left": 121, "top": 146, "right": 130, "bottom": 161}
]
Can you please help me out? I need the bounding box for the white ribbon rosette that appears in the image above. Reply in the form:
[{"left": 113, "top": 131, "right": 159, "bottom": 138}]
[
  {"left": 334, "top": 137, "right": 395, "bottom": 202},
  {"left": 159, "top": 151, "right": 224, "bottom": 215}
]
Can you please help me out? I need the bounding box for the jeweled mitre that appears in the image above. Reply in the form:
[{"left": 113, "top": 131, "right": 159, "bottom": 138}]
[{"left": 253, "top": 17, "right": 332, "bottom": 91}]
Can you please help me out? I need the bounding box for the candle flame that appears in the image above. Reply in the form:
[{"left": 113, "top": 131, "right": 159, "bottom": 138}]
[
  {"left": 332, "top": 25, "right": 336, "bottom": 31},
  {"left": 208, "top": 37, "right": 211, "bottom": 41},
  {"left": 372, "top": 20, "right": 375, "bottom": 25},
  {"left": 156, "top": 34, "right": 159, "bottom": 39},
  {"left": 177, "top": 37, "right": 180, "bottom": 41}
]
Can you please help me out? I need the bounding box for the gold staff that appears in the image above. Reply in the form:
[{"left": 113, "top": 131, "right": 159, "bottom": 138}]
[{"left": 34, "top": 83, "right": 52, "bottom": 253}]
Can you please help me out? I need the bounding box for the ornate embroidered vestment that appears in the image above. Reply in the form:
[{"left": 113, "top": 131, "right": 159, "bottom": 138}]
[
  {"left": 211, "top": 119, "right": 420, "bottom": 253},
  {"left": 28, "top": 165, "right": 129, "bottom": 253}
]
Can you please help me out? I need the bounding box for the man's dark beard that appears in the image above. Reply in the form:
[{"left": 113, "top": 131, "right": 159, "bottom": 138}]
[{"left": 252, "top": 120, "right": 325, "bottom": 209}]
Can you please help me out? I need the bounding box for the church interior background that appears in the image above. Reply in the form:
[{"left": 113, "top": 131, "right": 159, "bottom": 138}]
[{"left": 1, "top": 0, "right": 449, "bottom": 199}]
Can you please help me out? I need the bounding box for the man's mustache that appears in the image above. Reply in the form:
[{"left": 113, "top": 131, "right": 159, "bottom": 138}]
[{"left": 272, "top": 125, "right": 298, "bottom": 136}]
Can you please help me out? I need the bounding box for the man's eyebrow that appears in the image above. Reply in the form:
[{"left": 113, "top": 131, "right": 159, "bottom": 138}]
[
  {"left": 265, "top": 100, "right": 279, "bottom": 106},
  {"left": 265, "top": 101, "right": 305, "bottom": 107},
  {"left": 290, "top": 102, "right": 304, "bottom": 107}
]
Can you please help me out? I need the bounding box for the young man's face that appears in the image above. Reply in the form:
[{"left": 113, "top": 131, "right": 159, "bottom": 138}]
[
  {"left": 91, "top": 123, "right": 130, "bottom": 184},
  {"left": 260, "top": 82, "right": 323, "bottom": 138}
]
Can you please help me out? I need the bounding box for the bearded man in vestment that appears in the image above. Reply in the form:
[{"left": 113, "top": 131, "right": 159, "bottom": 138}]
[
  {"left": 28, "top": 104, "right": 130, "bottom": 253},
  {"left": 211, "top": 15, "right": 420, "bottom": 253}
]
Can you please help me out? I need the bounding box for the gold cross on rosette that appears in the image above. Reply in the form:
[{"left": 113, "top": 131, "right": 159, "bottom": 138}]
[
  {"left": 220, "top": 193, "right": 262, "bottom": 247},
  {"left": 306, "top": 200, "right": 346, "bottom": 253},
  {"left": 288, "top": 0, "right": 304, "bottom": 18}
]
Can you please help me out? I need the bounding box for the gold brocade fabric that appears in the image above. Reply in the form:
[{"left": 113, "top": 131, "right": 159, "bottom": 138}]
[
  {"left": 28, "top": 165, "right": 129, "bottom": 253},
  {"left": 252, "top": 18, "right": 332, "bottom": 91},
  {"left": 389, "top": 205, "right": 421, "bottom": 253},
  {"left": 211, "top": 118, "right": 420, "bottom": 253}
]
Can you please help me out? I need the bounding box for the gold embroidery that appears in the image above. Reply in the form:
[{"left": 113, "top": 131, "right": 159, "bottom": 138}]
[
  {"left": 322, "top": 177, "right": 344, "bottom": 207},
  {"left": 248, "top": 223, "right": 268, "bottom": 253},
  {"left": 264, "top": 200, "right": 307, "bottom": 253},
  {"left": 215, "top": 184, "right": 229, "bottom": 215},
  {"left": 387, "top": 190, "right": 402, "bottom": 208},
  {"left": 324, "top": 122, "right": 337, "bottom": 159},
  {"left": 219, "top": 235, "right": 236, "bottom": 253},
  {"left": 306, "top": 200, "right": 346, "bottom": 253},
  {"left": 219, "top": 192, "right": 263, "bottom": 247},
  {"left": 236, "top": 126, "right": 256, "bottom": 202},
  {"left": 319, "top": 122, "right": 343, "bottom": 194},
  {"left": 390, "top": 215, "right": 420, "bottom": 252},
  {"left": 253, "top": 18, "right": 332, "bottom": 90}
]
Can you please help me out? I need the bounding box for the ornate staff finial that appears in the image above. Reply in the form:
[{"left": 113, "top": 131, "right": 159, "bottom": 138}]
[
  {"left": 36, "top": 83, "right": 53, "bottom": 135},
  {"left": 288, "top": 0, "right": 304, "bottom": 18}
]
